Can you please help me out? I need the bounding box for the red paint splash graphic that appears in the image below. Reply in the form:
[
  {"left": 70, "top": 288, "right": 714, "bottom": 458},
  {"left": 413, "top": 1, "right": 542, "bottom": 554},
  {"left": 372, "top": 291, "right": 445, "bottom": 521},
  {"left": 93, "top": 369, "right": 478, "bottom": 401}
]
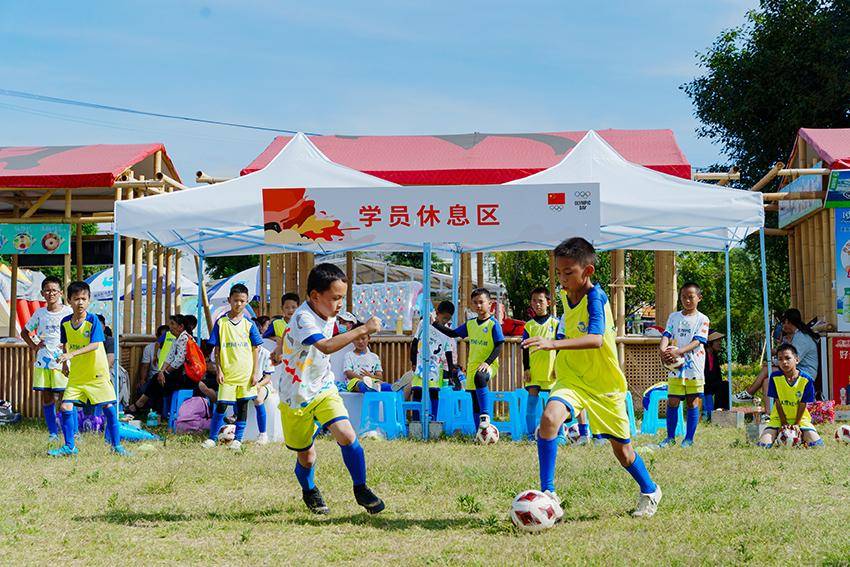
[{"left": 262, "top": 188, "right": 345, "bottom": 242}]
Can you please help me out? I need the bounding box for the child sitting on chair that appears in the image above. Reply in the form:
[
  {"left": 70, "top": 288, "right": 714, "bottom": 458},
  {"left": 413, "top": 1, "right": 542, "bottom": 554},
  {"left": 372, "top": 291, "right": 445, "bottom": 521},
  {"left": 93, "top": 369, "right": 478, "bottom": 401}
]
[{"left": 343, "top": 330, "right": 392, "bottom": 393}]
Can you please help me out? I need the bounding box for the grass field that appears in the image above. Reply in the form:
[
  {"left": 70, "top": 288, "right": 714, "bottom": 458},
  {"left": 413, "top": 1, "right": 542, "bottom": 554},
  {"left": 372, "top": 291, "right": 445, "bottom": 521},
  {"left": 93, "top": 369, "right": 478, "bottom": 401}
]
[{"left": 2, "top": 420, "right": 850, "bottom": 566}]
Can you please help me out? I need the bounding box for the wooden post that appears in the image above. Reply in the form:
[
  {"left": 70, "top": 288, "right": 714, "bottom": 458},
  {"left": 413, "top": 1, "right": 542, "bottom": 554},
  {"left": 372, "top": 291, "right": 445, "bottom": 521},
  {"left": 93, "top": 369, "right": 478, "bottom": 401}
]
[
  {"left": 145, "top": 240, "right": 154, "bottom": 333},
  {"left": 63, "top": 188, "right": 72, "bottom": 289},
  {"left": 194, "top": 256, "right": 213, "bottom": 334},
  {"left": 270, "top": 254, "right": 284, "bottom": 314},
  {"left": 549, "top": 250, "right": 557, "bottom": 317},
  {"left": 299, "top": 253, "right": 313, "bottom": 300},
  {"left": 285, "top": 253, "right": 298, "bottom": 295},
  {"left": 654, "top": 251, "right": 677, "bottom": 329},
  {"left": 75, "top": 223, "right": 83, "bottom": 280},
  {"left": 345, "top": 252, "right": 354, "bottom": 312},
  {"left": 132, "top": 178, "right": 144, "bottom": 334},
  {"left": 123, "top": 187, "right": 134, "bottom": 333},
  {"left": 259, "top": 255, "right": 267, "bottom": 315},
  {"left": 155, "top": 244, "right": 164, "bottom": 329},
  {"left": 476, "top": 252, "right": 484, "bottom": 288},
  {"left": 174, "top": 249, "right": 182, "bottom": 314},
  {"left": 163, "top": 247, "right": 172, "bottom": 320},
  {"left": 8, "top": 254, "right": 18, "bottom": 337},
  {"left": 788, "top": 231, "right": 798, "bottom": 308},
  {"left": 612, "top": 250, "right": 627, "bottom": 367}
]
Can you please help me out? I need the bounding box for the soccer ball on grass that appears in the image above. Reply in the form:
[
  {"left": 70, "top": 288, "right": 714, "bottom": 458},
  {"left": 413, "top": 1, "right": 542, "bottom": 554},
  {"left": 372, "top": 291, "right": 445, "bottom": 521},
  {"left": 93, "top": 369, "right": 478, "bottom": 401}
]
[{"left": 509, "top": 490, "right": 563, "bottom": 533}]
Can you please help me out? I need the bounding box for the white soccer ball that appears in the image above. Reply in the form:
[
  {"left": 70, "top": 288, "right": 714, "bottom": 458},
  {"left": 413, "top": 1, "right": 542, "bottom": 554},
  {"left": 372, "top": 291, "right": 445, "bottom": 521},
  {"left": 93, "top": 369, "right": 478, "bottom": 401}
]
[
  {"left": 476, "top": 424, "right": 500, "bottom": 445},
  {"left": 218, "top": 424, "right": 236, "bottom": 444},
  {"left": 359, "top": 429, "right": 385, "bottom": 441},
  {"left": 509, "top": 490, "right": 562, "bottom": 533},
  {"left": 776, "top": 428, "right": 800, "bottom": 447},
  {"left": 663, "top": 356, "right": 685, "bottom": 372},
  {"left": 834, "top": 424, "right": 850, "bottom": 444}
]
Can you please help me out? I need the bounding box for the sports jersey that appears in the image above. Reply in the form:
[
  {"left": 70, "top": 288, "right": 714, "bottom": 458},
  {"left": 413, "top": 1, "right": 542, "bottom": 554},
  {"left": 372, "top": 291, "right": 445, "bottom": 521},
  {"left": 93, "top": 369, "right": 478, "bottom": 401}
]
[
  {"left": 279, "top": 301, "right": 337, "bottom": 409},
  {"left": 555, "top": 285, "right": 626, "bottom": 394},
  {"left": 663, "top": 310, "right": 710, "bottom": 380},
  {"left": 414, "top": 320, "right": 454, "bottom": 387},
  {"left": 344, "top": 349, "right": 383, "bottom": 377},
  {"left": 767, "top": 370, "right": 816, "bottom": 429},
  {"left": 523, "top": 315, "right": 562, "bottom": 386},
  {"left": 256, "top": 345, "right": 274, "bottom": 376},
  {"left": 263, "top": 318, "right": 289, "bottom": 339},
  {"left": 157, "top": 331, "right": 176, "bottom": 370},
  {"left": 60, "top": 312, "right": 110, "bottom": 384},
  {"left": 25, "top": 305, "right": 73, "bottom": 370},
  {"left": 208, "top": 314, "right": 263, "bottom": 384},
  {"left": 454, "top": 316, "right": 504, "bottom": 389}
]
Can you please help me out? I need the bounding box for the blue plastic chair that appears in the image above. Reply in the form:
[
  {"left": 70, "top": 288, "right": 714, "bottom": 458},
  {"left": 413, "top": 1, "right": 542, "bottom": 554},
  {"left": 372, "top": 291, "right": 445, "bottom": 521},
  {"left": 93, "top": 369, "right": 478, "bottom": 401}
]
[
  {"left": 167, "top": 389, "right": 194, "bottom": 432},
  {"left": 490, "top": 390, "right": 525, "bottom": 441},
  {"left": 436, "top": 388, "right": 475, "bottom": 435},
  {"left": 360, "top": 391, "right": 405, "bottom": 439},
  {"left": 639, "top": 388, "right": 685, "bottom": 436}
]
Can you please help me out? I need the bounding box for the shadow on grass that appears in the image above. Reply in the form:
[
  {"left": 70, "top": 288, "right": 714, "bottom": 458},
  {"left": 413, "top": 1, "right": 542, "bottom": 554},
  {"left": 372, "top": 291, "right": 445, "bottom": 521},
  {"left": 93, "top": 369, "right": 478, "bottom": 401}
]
[
  {"left": 283, "top": 514, "right": 485, "bottom": 531},
  {"left": 77, "top": 506, "right": 288, "bottom": 526}
]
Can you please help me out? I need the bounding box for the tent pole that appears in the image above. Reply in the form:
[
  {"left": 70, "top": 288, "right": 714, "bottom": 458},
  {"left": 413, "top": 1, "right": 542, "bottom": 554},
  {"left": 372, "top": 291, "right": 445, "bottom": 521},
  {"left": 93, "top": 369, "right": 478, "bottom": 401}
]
[
  {"left": 196, "top": 255, "right": 205, "bottom": 342},
  {"left": 724, "top": 245, "right": 733, "bottom": 408},
  {"left": 112, "top": 230, "right": 120, "bottom": 401},
  {"left": 451, "top": 249, "right": 460, "bottom": 327},
  {"left": 759, "top": 228, "right": 772, "bottom": 412},
  {"left": 421, "top": 243, "right": 432, "bottom": 440}
]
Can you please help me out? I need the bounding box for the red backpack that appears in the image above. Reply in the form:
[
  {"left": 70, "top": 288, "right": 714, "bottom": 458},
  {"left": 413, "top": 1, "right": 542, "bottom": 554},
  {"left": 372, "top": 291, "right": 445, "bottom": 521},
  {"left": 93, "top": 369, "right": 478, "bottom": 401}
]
[{"left": 183, "top": 338, "right": 207, "bottom": 382}]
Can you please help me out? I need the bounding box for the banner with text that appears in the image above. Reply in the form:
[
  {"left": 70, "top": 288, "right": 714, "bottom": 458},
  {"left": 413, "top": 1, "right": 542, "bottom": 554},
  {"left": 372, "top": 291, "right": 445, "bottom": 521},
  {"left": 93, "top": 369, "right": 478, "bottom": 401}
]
[
  {"left": 778, "top": 161, "right": 823, "bottom": 228},
  {"left": 0, "top": 223, "right": 70, "bottom": 255},
  {"left": 261, "top": 183, "right": 600, "bottom": 252}
]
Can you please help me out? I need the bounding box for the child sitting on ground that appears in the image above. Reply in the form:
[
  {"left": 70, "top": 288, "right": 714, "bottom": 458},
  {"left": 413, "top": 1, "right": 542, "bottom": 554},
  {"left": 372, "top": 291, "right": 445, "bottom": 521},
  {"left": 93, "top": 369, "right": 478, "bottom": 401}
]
[{"left": 758, "top": 343, "right": 823, "bottom": 448}]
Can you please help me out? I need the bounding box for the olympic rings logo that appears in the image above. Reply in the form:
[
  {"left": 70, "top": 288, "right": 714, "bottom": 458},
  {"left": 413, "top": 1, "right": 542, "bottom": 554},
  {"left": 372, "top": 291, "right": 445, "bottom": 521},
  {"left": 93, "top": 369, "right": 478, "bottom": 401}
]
[{"left": 574, "top": 191, "right": 591, "bottom": 198}]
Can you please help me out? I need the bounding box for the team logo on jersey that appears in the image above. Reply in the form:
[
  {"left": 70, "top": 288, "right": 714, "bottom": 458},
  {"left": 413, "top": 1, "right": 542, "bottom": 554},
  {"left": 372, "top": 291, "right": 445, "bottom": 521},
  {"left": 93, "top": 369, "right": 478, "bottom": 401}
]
[{"left": 577, "top": 321, "right": 588, "bottom": 333}]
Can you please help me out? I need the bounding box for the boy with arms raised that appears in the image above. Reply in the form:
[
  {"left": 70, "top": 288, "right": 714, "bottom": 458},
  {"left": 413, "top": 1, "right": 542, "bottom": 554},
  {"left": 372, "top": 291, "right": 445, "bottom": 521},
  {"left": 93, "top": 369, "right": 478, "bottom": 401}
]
[
  {"left": 523, "top": 238, "right": 661, "bottom": 518},
  {"left": 278, "top": 263, "right": 384, "bottom": 515},
  {"left": 22, "top": 276, "right": 73, "bottom": 441},
  {"left": 203, "top": 283, "right": 264, "bottom": 451},
  {"left": 658, "top": 282, "right": 710, "bottom": 448},
  {"left": 50, "top": 281, "right": 128, "bottom": 456}
]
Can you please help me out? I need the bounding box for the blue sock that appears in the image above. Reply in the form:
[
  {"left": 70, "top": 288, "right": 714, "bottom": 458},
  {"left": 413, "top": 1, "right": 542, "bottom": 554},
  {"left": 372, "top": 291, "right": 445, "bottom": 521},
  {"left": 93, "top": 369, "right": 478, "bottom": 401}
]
[
  {"left": 73, "top": 408, "right": 80, "bottom": 436},
  {"left": 103, "top": 404, "right": 121, "bottom": 448},
  {"left": 339, "top": 440, "right": 367, "bottom": 487},
  {"left": 665, "top": 405, "right": 678, "bottom": 440},
  {"left": 60, "top": 409, "right": 76, "bottom": 449},
  {"left": 294, "top": 461, "right": 316, "bottom": 490},
  {"left": 255, "top": 405, "right": 267, "bottom": 434},
  {"left": 808, "top": 439, "right": 824, "bottom": 447},
  {"left": 44, "top": 403, "right": 58, "bottom": 435},
  {"left": 526, "top": 394, "right": 539, "bottom": 435},
  {"left": 625, "top": 453, "right": 657, "bottom": 494},
  {"left": 537, "top": 436, "right": 558, "bottom": 492},
  {"left": 235, "top": 421, "right": 247, "bottom": 441},
  {"left": 578, "top": 423, "right": 589, "bottom": 437},
  {"left": 209, "top": 409, "right": 225, "bottom": 441},
  {"left": 475, "top": 386, "right": 491, "bottom": 418},
  {"left": 685, "top": 407, "right": 699, "bottom": 442}
]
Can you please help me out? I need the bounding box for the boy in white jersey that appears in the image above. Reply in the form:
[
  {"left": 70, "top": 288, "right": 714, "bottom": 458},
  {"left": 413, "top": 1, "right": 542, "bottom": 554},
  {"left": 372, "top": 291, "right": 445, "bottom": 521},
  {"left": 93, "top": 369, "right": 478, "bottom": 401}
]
[
  {"left": 253, "top": 342, "right": 274, "bottom": 445},
  {"left": 22, "top": 276, "right": 73, "bottom": 441},
  {"left": 278, "top": 263, "right": 384, "bottom": 515},
  {"left": 344, "top": 331, "right": 393, "bottom": 393},
  {"left": 658, "top": 282, "right": 710, "bottom": 448}
]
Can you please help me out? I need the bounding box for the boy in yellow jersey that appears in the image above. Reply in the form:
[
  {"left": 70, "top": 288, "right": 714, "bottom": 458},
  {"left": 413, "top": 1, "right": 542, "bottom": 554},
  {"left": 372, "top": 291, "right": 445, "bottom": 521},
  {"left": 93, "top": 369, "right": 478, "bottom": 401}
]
[
  {"left": 523, "top": 238, "right": 661, "bottom": 518},
  {"left": 22, "top": 276, "right": 72, "bottom": 442},
  {"left": 202, "top": 283, "right": 264, "bottom": 451},
  {"left": 522, "top": 287, "right": 563, "bottom": 439},
  {"left": 279, "top": 263, "right": 384, "bottom": 515},
  {"left": 265, "top": 292, "right": 300, "bottom": 362},
  {"left": 49, "top": 281, "right": 128, "bottom": 457},
  {"left": 435, "top": 289, "right": 504, "bottom": 430},
  {"left": 758, "top": 344, "right": 823, "bottom": 448}
]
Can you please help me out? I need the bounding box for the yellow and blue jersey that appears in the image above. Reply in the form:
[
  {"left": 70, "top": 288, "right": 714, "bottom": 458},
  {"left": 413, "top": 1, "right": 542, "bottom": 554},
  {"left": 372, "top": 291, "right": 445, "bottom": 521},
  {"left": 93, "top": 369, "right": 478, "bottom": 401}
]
[
  {"left": 60, "top": 312, "right": 110, "bottom": 385},
  {"left": 454, "top": 316, "right": 504, "bottom": 388},
  {"left": 523, "top": 315, "right": 562, "bottom": 386},
  {"left": 263, "top": 318, "right": 288, "bottom": 339},
  {"left": 208, "top": 315, "right": 264, "bottom": 385},
  {"left": 767, "top": 370, "right": 816, "bottom": 429},
  {"left": 157, "top": 331, "right": 176, "bottom": 370},
  {"left": 556, "top": 285, "right": 626, "bottom": 394}
]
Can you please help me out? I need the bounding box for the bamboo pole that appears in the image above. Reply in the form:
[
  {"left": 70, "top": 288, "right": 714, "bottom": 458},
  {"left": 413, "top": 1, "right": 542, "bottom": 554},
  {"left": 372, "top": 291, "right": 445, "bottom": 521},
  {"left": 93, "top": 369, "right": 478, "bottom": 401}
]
[
  {"left": 164, "top": 246, "right": 172, "bottom": 319},
  {"left": 123, "top": 187, "right": 133, "bottom": 333},
  {"left": 777, "top": 168, "right": 830, "bottom": 177},
  {"left": 716, "top": 166, "right": 739, "bottom": 187},
  {"left": 174, "top": 248, "right": 182, "bottom": 314},
  {"left": 654, "top": 251, "right": 677, "bottom": 328},
  {"left": 813, "top": 214, "right": 824, "bottom": 319},
  {"left": 154, "top": 172, "right": 189, "bottom": 191},
  {"left": 259, "top": 255, "right": 267, "bottom": 315},
  {"left": 612, "top": 249, "right": 627, "bottom": 367},
  {"left": 75, "top": 223, "right": 83, "bottom": 280},
  {"left": 195, "top": 171, "right": 232, "bottom": 184},
  {"left": 802, "top": 220, "right": 812, "bottom": 319},
  {"left": 132, "top": 178, "right": 144, "bottom": 334},
  {"left": 549, "top": 250, "right": 557, "bottom": 317},
  {"left": 145, "top": 241, "right": 154, "bottom": 333},
  {"left": 271, "top": 254, "right": 285, "bottom": 312},
  {"left": 284, "top": 253, "right": 297, "bottom": 295},
  {"left": 20, "top": 189, "right": 56, "bottom": 218},
  {"left": 761, "top": 191, "right": 826, "bottom": 202},
  {"left": 8, "top": 205, "right": 19, "bottom": 337},
  {"left": 476, "top": 252, "right": 484, "bottom": 288},
  {"left": 155, "top": 244, "right": 164, "bottom": 329},
  {"left": 750, "top": 162, "right": 785, "bottom": 192},
  {"left": 795, "top": 225, "right": 804, "bottom": 312},
  {"left": 0, "top": 215, "right": 115, "bottom": 224},
  {"left": 788, "top": 231, "right": 798, "bottom": 308},
  {"left": 693, "top": 170, "right": 740, "bottom": 182},
  {"left": 194, "top": 256, "right": 213, "bottom": 334},
  {"left": 63, "top": 188, "right": 72, "bottom": 290},
  {"left": 345, "top": 252, "right": 354, "bottom": 312},
  {"left": 763, "top": 228, "right": 790, "bottom": 237},
  {"left": 299, "top": 253, "right": 314, "bottom": 300}
]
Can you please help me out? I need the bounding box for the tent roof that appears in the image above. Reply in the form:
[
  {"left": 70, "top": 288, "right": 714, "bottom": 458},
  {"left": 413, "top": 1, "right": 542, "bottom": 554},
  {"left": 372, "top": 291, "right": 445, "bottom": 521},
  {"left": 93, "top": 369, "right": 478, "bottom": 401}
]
[
  {"left": 797, "top": 128, "right": 850, "bottom": 169},
  {"left": 241, "top": 129, "right": 691, "bottom": 183},
  {"left": 0, "top": 143, "right": 180, "bottom": 188},
  {"left": 507, "top": 131, "right": 764, "bottom": 251}
]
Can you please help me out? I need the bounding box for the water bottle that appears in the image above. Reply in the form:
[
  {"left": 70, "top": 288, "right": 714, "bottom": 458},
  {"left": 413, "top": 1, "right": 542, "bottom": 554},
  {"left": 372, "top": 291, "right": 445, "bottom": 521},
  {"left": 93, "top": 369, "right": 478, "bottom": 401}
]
[
  {"left": 841, "top": 387, "right": 847, "bottom": 406},
  {"left": 146, "top": 410, "right": 160, "bottom": 428}
]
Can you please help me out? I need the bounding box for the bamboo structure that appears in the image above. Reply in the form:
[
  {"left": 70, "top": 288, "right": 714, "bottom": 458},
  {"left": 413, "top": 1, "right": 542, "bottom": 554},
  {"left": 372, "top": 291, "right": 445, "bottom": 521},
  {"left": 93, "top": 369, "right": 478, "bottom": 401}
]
[
  {"left": 654, "top": 251, "right": 677, "bottom": 329},
  {"left": 259, "top": 255, "right": 268, "bottom": 315}
]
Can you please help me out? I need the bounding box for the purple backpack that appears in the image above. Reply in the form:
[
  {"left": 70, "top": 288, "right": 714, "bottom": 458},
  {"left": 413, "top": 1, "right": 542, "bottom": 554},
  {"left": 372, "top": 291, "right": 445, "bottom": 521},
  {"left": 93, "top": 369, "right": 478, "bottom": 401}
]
[{"left": 174, "top": 396, "right": 211, "bottom": 434}]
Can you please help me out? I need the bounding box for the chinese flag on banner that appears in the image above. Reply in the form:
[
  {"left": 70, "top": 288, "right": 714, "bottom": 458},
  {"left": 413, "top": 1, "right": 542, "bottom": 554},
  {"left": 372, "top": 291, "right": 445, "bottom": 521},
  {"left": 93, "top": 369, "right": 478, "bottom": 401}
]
[{"left": 548, "top": 192, "right": 566, "bottom": 205}]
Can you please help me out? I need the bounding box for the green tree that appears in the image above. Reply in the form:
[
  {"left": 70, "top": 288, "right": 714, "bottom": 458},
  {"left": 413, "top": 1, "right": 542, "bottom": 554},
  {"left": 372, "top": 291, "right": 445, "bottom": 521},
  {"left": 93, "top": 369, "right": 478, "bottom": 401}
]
[
  {"left": 206, "top": 255, "right": 259, "bottom": 279},
  {"left": 384, "top": 252, "right": 450, "bottom": 274}
]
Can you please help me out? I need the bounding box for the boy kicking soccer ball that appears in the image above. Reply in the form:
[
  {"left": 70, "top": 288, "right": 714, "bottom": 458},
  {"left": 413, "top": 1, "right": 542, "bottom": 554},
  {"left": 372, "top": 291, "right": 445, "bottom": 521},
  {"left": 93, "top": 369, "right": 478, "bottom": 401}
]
[
  {"left": 278, "top": 263, "right": 384, "bottom": 515},
  {"left": 49, "top": 281, "right": 128, "bottom": 457},
  {"left": 758, "top": 344, "right": 823, "bottom": 448},
  {"left": 523, "top": 238, "right": 661, "bottom": 518}
]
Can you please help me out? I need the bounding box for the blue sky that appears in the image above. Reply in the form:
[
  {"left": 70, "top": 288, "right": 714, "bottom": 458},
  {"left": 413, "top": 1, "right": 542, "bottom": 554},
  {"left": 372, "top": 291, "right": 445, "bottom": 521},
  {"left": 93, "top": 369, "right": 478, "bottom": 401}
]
[{"left": 0, "top": 0, "right": 757, "bottom": 178}]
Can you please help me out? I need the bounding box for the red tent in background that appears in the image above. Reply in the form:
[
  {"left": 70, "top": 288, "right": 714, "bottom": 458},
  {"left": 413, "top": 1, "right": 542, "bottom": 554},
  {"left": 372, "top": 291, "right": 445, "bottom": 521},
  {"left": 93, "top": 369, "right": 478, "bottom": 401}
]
[
  {"left": 241, "top": 129, "right": 692, "bottom": 183},
  {"left": 797, "top": 128, "right": 850, "bottom": 170}
]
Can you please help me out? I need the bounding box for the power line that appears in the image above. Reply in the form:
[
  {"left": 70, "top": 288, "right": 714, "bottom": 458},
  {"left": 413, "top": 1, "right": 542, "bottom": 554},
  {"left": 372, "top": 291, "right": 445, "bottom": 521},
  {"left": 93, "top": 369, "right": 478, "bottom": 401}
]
[{"left": 0, "top": 88, "right": 320, "bottom": 136}]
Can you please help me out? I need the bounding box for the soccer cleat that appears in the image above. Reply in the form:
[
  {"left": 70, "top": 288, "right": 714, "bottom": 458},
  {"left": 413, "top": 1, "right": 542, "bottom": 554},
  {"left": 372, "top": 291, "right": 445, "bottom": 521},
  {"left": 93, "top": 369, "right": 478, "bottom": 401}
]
[
  {"left": 228, "top": 440, "right": 243, "bottom": 452},
  {"left": 112, "top": 445, "right": 131, "bottom": 457},
  {"left": 632, "top": 485, "right": 662, "bottom": 518},
  {"left": 575, "top": 435, "right": 591, "bottom": 446},
  {"left": 657, "top": 438, "right": 676, "bottom": 449},
  {"left": 48, "top": 445, "right": 79, "bottom": 457},
  {"left": 354, "top": 485, "right": 385, "bottom": 514},
  {"left": 302, "top": 487, "right": 330, "bottom": 515},
  {"left": 256, "top": 433, "right": 269, "bottom": 445},
  {"left": 201, "top": 439, "right": 216, "bottom": 449},
  {"left": 732, "top": 391, "right": 754, "bottom": 404},
  {"left": 478, "top": 414, "right": 491, "bottom": 430},
  {"left": 680, "top": 439, "right": 694, "bottom": 448},
  {"left": 392, "top": 371, "right": 415, "bottom": 392},
  {"left": 543, "top": 490, "right": 565, "bottom": 522}
]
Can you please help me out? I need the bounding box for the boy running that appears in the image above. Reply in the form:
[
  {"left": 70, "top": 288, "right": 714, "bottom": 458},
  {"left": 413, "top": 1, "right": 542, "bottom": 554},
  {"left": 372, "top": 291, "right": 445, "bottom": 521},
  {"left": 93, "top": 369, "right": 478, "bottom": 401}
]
[
  {"left": 658, "top": 283, "right": 710, "bottom": 448},
  {"left": 22, "top": 276, "right": 73, "bottom": 441},
  {"left": 49, "top": 281, "right": 128, "bottom": 457},
  {"left": 278, "top": 263, "right": 384, "bottom": 515},
  {"left": 203, "top": 283, "right": 264, "bottom": 451},
  {"left": 523, "top": 238, "right": 661, "bottom": 518}
]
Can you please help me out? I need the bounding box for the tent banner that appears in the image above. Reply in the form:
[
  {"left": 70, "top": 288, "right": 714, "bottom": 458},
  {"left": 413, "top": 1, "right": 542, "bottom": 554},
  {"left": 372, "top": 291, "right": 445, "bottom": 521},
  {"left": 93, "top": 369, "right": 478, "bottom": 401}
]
[
  {"left": 262, "top": 183, "right": 600, "bottom": 250},
  {"left": 827, "top": 170, "right": 850, "bottom": 209},
  {"left": 0, "top": 223, "right": 70, "bottom": 255}
]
